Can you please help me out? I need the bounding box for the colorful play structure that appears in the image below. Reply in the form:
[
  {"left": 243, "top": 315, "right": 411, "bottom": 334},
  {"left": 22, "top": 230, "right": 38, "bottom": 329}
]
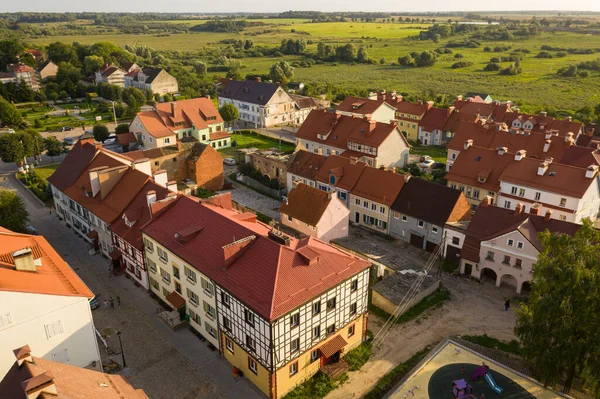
[
  {"left": 452, "top": 379, "right": 473, "bottom": 398},
  {"left": 473, "top": 363, "right": 504, "bottom": 394}
]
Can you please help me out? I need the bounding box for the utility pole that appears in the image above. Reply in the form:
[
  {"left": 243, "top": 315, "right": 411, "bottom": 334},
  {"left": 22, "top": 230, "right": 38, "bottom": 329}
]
[
  {"left": 110, "top": 101, "right": 118, "bottom": 131},
  {"left": 117, "top": 331, "right": 127, "bottom": 368}
]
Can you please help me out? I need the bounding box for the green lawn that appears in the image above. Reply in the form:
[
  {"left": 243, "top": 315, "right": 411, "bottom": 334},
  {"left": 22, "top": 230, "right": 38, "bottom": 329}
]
[
  {"left": 17, "top": 164, "right": 60, "bottom": 206},
  {"left": 409, "top": 140, "right": 448, "bottom": 164},
  {"left": 218, "top": 131, "right": 296, "bottom": 158}
]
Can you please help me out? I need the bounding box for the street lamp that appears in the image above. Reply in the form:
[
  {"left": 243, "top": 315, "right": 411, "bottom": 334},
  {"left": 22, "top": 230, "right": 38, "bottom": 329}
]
[
  {"left": 110, "top": 101, "right": 118, "bottom": 129},
  {"left": 116, "top": 331, "right": 127, "bottom": 368}
]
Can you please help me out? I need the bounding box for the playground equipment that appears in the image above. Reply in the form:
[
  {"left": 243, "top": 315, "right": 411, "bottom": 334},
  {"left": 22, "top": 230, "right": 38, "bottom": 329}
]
[
  {"left": 452, "top": 379, "right": 473, "bottom": 399},
  {"left": 472, "top": 363, "right": 504, "bottom": 394}
]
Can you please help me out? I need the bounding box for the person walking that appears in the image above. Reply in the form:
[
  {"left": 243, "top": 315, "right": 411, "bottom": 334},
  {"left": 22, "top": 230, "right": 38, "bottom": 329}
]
[
  {"left": 103, "top": 299, "right": 109, "bottom": 311},
  {"left": 504, "top": 298, "right": 510, "bottom": 311},
  {"left": 117, "top": 296, "right": 121, "bottom": 307},
  {"left": 109, "top": 297, "right": 115, "bottom": 309},
  {"left": 232, "top": 366, "right": 239, "bottom": 382}
]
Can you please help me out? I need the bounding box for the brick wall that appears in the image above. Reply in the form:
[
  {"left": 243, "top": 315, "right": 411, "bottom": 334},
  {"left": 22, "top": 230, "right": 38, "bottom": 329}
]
[{"left": 188, "top": 145, "right": 224, "bottom": 191}]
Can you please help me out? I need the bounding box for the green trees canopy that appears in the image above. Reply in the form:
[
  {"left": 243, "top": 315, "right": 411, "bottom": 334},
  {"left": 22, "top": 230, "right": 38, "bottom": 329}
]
[
  {"left": 218, "top": 103, "right": 239, "bottom": 125},
  {"left": 515, "top": 220, "right": 600, "bottom": 394},
  {"left": 44, "top": 136, "right": 63, "bottom": 160},
  {"left": 269, "top": 61, "right": 294, "bottom": 85},
  {"left": 115, "top": 123, "right": 130, "bottom": 134},
  {"left": 122, "top": 87, "right": 146, "bottom": 113},
  {"left": 93, "top": 124, "right": 110, "bottom": 142},
  {"left": 0, "top": 40, "right": 25, "bottom": 72},
  {"left": 0, "top": 96, "right": 23, "bottom": 127},
  {"left": 0, "top": 189, "right": 29, "bottom": 233}
]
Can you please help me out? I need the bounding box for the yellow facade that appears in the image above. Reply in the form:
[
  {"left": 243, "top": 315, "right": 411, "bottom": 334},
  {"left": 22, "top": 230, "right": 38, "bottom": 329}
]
[
  {"left": 397, "top": 118, "right": 420, "bottom": 141},
  {"left": 222, "top": 334, "right": 272, "bottom": 397},
  {"left": 349, "top": 194, "right": 391, "bottom": 234},
  {"left": 446, "top": 180, "right": 498, "bottom": 208}
]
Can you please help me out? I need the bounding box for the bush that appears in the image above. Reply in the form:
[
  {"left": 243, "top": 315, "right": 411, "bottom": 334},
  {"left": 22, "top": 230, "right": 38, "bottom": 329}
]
[
  {"left": 536, "top": 51, "right": 553, "bottom": 58},
  {"left": 454, "top": 53, "right": 463, "bottom": 59},
  {"left": 115, "top": 123, "right": 130, "bottom": 134},
  {"left": 92, "top": 124, "right": 109, "bottom": 142},
  {"left": 484, "top": 62, "right": 501, "bottom": 71},
  {"left": 490, "top": 57, "right": 500, "bottom": 63},
  {"left": 578, "top": 70, "right": 589, "bottom": 77},
  {"left": 556, "top": 51, "right": 567, "bottom": 57},
  {"left": 558, "top": 64, "right": 578, "bottom": 77},
  {"left": 451, "top": 61, "right": 473, "bottom": 69}
]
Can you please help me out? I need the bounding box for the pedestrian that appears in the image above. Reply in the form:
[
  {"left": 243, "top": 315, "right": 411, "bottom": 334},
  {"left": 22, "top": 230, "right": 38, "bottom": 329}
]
[
  {"left": 504, "top": 298, "right": 510, "bottom": 311},
  {"left": 232, "top": 366, "right": 239, "bottom": 382},
  {"left": 103, "top": 299, "right": 108, "bottom": 310},
  {"left": 460, "top": 366, "right": 465, "bottom": 376},
  {"left": 110, "top": 297, "right": 114, "bottom": 309},
  {"left": 117, "top": 296, "right": 121, "bottom": 307}
]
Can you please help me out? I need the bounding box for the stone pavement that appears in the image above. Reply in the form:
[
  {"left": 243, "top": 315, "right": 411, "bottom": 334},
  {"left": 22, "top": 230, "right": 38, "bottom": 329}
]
[
  {"left": 1, "top": 172, "right": 264, "bottom": 399},
  {"left": 220, "top": 182, "right": 281, "bottom": 220}
]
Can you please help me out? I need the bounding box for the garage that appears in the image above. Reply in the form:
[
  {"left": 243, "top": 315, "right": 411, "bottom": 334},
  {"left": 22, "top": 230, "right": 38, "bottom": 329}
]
[
  {"left": 410, "top": 233, "right": 424, "bottom": 249},
  {"left": 425, "top": 241, "right": 438, "bottom": 253},
  {"left": 445, "top": 245, "right": 461, "bottom": 263}
]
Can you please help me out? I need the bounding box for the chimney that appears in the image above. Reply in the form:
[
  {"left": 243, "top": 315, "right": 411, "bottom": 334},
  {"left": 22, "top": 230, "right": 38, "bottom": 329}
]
[
  {"left": 586, "top": 165, "right": 599, "bottom": 178},
  {"left": 397, "top": 94, "right": 403, "bottom": 102},
  {"left": 369, "top": 120, "right": 377, "bottom": 132},
  {"left": 417, "top": 100, "right": 423, "bottom": 105},
  {"left": 14, "top": 345, "right": 33, "bottom": 367},
  {"left": 426, "top": 100, "right": 434, "bottom": 110},
  {"left": 349, "top": 157, "right": 358, "bottom": 165},
  {"left": 132, "top": 158, "right": 152, "bottom": 176},
  {"left": 79, "top": 134, "right": 95, "bottom": 146},
  {"left": 564, "top": 132, "right": 574, "bottom": 143},
  {"left": 537, "top": 162, "right": 549, "bottom": 176},
  {"left": 256, "top": 77, "right": 261, "bottom": 82},
  {"left": 463, "top": 139, "right": 473, "bottom": 150},
  {"left": 480, "top": 195, "right": 492, "bottom": 207},
  {"left": 567, "top": 116, "right": 572, "bottom": 122},
  {"left": 170, "top": 101, "right": 176, "bottom": 117},
  {"left": 153, "top": 169, "right": 168, "bottom": 187},
  {"left": 544, "top": 210, "right": 552, "bottom": 222},
  {"left": 89, "top": 166, "right": 108, "bottom": 197},
  {"left": 146, "top": 190, "right": 157, "bottom": 208},
  {"left": 496, "top": 146, "right": 507, "bottom": 155},
  {"left": 13, "top": 248, "right": 36, "bottom": 272},
  {"left": 540, "top": 111, "right": 547, "bottom": 117},
  {"left": 167, "top": 180, "right": 177, "bottom": 192},
  {"left": 222, "top": 236, "right": 257, "bottom": 270},
  {"left": 514, "top": 150, "right": 526, "bottom": 161},
  {"left": 514, "top": 203, "right": 523, "bottom": 216},
  {"left": 456, "top": 95, "right": 463, "bottom": 102},
  {"left": 22, "top": 371, "right": 57, "bottom": 399},
  {"left": 585, "top": 127, "right": 595, "bottom": 137},
  {"left": 543, "top": 140, "right": 551, "bottom": 153},
  {"left": 447, "top": 106, "right": 455, "bottom": 116},
  {"left": 530, "top": 203, "right": 542, "bottom": 216}
]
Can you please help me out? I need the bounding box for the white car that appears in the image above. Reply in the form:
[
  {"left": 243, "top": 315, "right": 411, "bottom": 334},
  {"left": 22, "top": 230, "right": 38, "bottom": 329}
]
[
  {"left": 223, "top": 158, "right": 236, "bottom": 166},
  {"left": 103, "top": 135, "right": 117, "bottom": 145},
  {"left": 7, "top": 128, "right": 15, "bottom": 133},
  {"left": 421, "top": 159, "right": 435, "bottom": 168}
]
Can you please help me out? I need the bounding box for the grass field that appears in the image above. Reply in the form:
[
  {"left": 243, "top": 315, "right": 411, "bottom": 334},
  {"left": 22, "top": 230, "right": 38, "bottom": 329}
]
[
  {"left": 25, "top": 18, "right": 600, "bottom": 111},
  {"left": 217, "top": 131, "right": 296, "bottom": 158}
]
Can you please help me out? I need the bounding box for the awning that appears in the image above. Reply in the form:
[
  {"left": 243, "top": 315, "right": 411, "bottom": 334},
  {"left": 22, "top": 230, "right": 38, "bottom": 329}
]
[
  {"left": 109, "top": 248, "right": 122, "bottom": 261},
  {"left": 165, "top": 291, "right": 186, "bottom": 309},
  {"left": 320, "top": 334, "right": 348, "bottom": 358},
  {"left": 86, "top": 230, "right": 98, "bottom": 239}
]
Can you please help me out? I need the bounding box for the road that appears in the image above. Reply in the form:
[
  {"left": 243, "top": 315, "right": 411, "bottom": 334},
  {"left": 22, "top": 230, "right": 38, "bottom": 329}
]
[{"left": 0, "top": 172, "right": 264, "bottom": 399}]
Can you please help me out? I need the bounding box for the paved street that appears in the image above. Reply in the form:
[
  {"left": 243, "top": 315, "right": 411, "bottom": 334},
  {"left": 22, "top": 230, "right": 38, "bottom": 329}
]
[{"left": 0, "top": 172, "right": 264, "bottom": 399}]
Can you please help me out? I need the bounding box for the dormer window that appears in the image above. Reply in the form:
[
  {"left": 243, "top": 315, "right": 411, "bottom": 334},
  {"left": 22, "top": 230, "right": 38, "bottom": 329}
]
[{"left": 329, "top": 175, "right": 336, "bottom": 184}]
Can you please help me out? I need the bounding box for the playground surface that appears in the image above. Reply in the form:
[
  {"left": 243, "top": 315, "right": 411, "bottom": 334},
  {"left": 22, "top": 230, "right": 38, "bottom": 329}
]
[{"left": 389, "top": 341, "right": 562, "bottom": 399}]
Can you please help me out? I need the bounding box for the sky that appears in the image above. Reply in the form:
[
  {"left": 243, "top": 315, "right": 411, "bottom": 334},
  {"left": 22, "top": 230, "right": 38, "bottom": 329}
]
[{"left": 3, "top": 0, "right": 600, "bottom": 13}]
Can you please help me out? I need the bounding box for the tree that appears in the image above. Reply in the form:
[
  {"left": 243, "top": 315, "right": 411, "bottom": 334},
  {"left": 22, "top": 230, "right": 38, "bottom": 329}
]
[
  {"left": 115, "top": 123, "right": 130, "bottom": 134},
  {"left": 357, "top": 47, "right": 369, "bottom": 63},
  {"left": 122, "top": 87, "right": 146, "bottom": 113},
  {"left": 515, "top": 220, "right": 600, "bottom": 394},
  {"left": 55, "top": 63, "right": 82, "bottom": 97},
  {"left": 219, "top": 103, "right": 239, "bottom": 126},
  {"left": 47, "top": 42, "right": 78, "bottom": 65},
  {"left": 83, "top": 55, "right": 105, "bottom": 76},
  {"left": 0, "top": 133, "right": 26, "bottom": 165},
  {"left": 93, "top": 124, "right": 110, "bottom": 142},
  {"left": 0, "top": 189, "right": 29, "bottom": 233},
  {"left": 194, "top": 61, "right": 208, "bottom": 77},
  {"left": 0, "top": 96, "right": 23, "bottom": 127},
  {"left": 0, "top": 40, "right": 25, "bottom": 72},
  {"left": 269, "top": 61, "right": 294, "bottom": 85},
  {"left": 17, "top": 79, "right": 34, "bottom": 102},
  {"left": 44, "top": 136, "right": 63, "bottom": 161},
  {"left": 335, "top": 43, "right": 357, "bottom": 62},
  {"left": 23, "top": 129, "right": 44, "bottom": 159}
]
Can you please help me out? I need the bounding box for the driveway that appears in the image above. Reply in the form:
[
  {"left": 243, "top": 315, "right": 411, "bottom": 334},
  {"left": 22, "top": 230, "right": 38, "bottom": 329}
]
[{"left": 0, "top": 172, "right": 263, "bottom": 399}]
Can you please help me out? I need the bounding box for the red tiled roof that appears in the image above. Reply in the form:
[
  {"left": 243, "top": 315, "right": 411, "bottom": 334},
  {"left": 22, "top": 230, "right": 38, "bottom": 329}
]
[
  {"left": 320, "top": 334, "right": 348, "bottom": 357},
  {"left": 47, "top": 139, "right": 98, "bottom": 191},
  {"left": 314, "top": 155, "right": 368, "bottom": 192},
  {"left": 209, "top": 131, "right": 230, "bottom": 140},
  {"left": 166, "top": 291, "right": 186, "bottom": 309},
  {"left": 0, "top": 229, "right": 94, "bottom": 298},
  {"left": 296, "top": 110, "right": 407, "bottom": 150},
  {"left": 336, "top": 96, "right": 388, "bottom": 116},
  {"left": 499, "top": 158, "right": 597, "bottom": 198},
  {"left": 453, "top": 100, "right": 511, "bottom": 121},
  {"left": 559, "top": 147, "right": 600, "bottom": 168},
  {"left": 447, "top": 121, "right": 500, "bottom": 151},
  {"left": 142, "top": 196, "right": 370, "bottom": 320},
  {"left": 393, "top": 100, "right": 430, "bottom": 116},
  {"left": 110, "top": 181, "right": 171, "bottom": 251},
  {"left": 419, "top": 107, "right": 452, "bottom": 132},
  {"left": 279, "top": 183, "right": 332, "bottom": 226},
  {"left": 286, "top": 150, "right": 328, "bottom": 181},
  {"left": 0, "top": 355, "right": 148, "bottom": 399},
  {"left": 445, "top": 146, "right": 515, "bottom": 192},
  {"left": 10, "top": 64, "right": 35, "bottom": 73},
  {"left": 116, "top": 132, "right": 137, "bottom": 146},
  {"left": 350, "top": 167, "right": 406, "bottom": 206}
]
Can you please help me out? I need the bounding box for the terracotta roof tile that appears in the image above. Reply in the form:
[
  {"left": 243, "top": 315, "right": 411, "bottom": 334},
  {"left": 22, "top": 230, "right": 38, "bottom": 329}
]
[
  {"left": 351, "top": 167, "right": 406, "bottom": 206},
  {"left": 279, "top": 183, "right": 331, "bottom": 226},
  {"left": 445, "top": 146, "right": 515, "bottom": 192},
  {"left": 286, "top": 150, "right": 327, "bottom": 181},
  {"left": 0, "top": 229, "right": 94, "bottom": 298},
  {"left": 47, "top": 139, "right": 98, "bottom": 191},
  {"left": 419, "top": 107, "right": 452, "bottom": 132},
  {"left": 314, "top": 155, "right": 367, "bottom": 192},
  {"left": 336, "top": 96, "right": 388, "bottom": 115},
  {"left": 116, "top": 132, "right": 137, "bottom": 146}
]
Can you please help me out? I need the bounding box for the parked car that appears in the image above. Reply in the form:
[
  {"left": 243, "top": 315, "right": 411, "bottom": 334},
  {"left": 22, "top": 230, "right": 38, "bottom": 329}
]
[
  {"left": 89, "top": 297, "right": 99, "bottom": 310},
  {"left": 419, "top": 155, "right": 432, "bottom": 163},
  {"left": 63, "top": 137, "right": 76, "bottom": 145},
  {"left": 421, "top": 159, "right": 435, "bottom": 168},
  {"left": 25, "top": 225, "right": 38, "bottom": 235},
  {"left": 61, "top": 126, "right": 73, "bottom": 132},
  {"left": 7, "top": 128, "right": 15, "bottom": 133},
  {"left": 103, "top": 135, "right": 117, "bottom": 145},
  {"left": 223, "top": 158, "right": 236, "bottom": 166}
]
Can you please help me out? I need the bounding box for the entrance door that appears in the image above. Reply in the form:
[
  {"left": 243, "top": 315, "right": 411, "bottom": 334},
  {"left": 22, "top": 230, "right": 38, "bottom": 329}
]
[
  {"left": 410, "top": 234, "right": 424, "bottom": 249},
  {"left": 425, "top": 241, "right": 437, "bottom": 253},
  {"left": 355, "top": 212, "right": 360, "bottom": 223}
]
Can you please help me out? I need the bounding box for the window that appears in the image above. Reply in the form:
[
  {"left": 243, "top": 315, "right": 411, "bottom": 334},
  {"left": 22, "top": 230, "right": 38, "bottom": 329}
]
[
  {"left": 184, "top": 266, "right": 196, "bottom": 283},
  {"left": 313, "top": 325, "right": 321, "bottom": 339},
  {"left": 287, "top": 214, "right": 293, "bottom": 222},
  {"left": 290, "top": 338, "right": 299, "bottom": 353},
  {"left": 504, "top": 201, "right": 511, "bottom": 209},
  {"left": 245, "top": 309, "right": 255, "bottom": 326},
  {"left": 515, "top": 258, "right": 523, "bottom": 269},
  {"left": 226, "top": 338, "right": 234, "bottom": 353},
  {"left": 186, "top": 288, "right": 199, "bottom": 306},
  {"left": 205, "top": 322, "right": 216, "bottom": 337},
  {"left": 201, "top": 278, "right": 214, "bottom": 296},
  {"left": 348, "top": 324, "right": 355, "bottom": 338},
  {"left": 148, "top": 259, "right": 157, "bottom": 273},
  {"left": 402, "top": 215, "right": 407, "bottom": 222},
  {"left": 145, "top": 238, "right": 154, "bottom": 253},
  {"left": 221, "top": 292, "right": 231, "bottom": 307},
  {"left": 371, "top": 203, "right": 377, "bottom": 211},
  {"left": 162, "top": 287, "right": 169, "bottom": 298},
  {"left": 418, "top": 220, "right": 424, "bottom": 228},
  {"left": 363, "top": 200, "right": 368, "bottom": 209},
  {"left": 379, "top": 206, "right": 385, "bottom": 214},
  {"left": 560, "top": 198, "right": 567, "bottom": 207},
  {"left": 290, "top": 313, "right": 299, "bottom": 328},
  {"left": 164, "top": 137, "right": 171, "bottom": 144},
  {"left": 486, "top": 251, "right": 495, "bottom": 261},
  {"left": 432, "top": 226, "right": 439, "bottom": 234},
  {"left": 517, "top": 242, "right": 524, "bottom": 249},
  {"left": 160, "top": 268, "right": 171, "bottom": 284},
  {"left": 246, "top": 335, "right": 256, "bottom": 351},
  {"left": 175, "top": 281, "right": 182, "bottom": 294},
  {"left": 311, "top": 349, "right": 319, "bottom": 363},
  {"left": 189, "top": 309, "right": 201, "bottom": 324},
  {"left": 393, "top": 212, "right": 400, "bottom": 219},
  {"left": 351, "top": 279, "right": 358, "bottom": 292},
  {"left": 503, "top": 255, "right": 511, "bottom": 265},
  {"left": 290, "top": 362, "right": 298, "bottom": 376},
  {"left": 355, "top": 198, "right": 361, "bottom": 205},
  {"left": 223, "top": 316, "right": 232, "bottom": 331},
  {"left": 313, "top": 301, "right": 321, "bottom": 315},
  {"left": 350, "top": 302, "right": 357, "bottom": 315},
  {"left": 519, "top": 188, "right": 525, "bottom": 197},
  {"left": 507, "top": 239, "right": 514, "bottom": 247},
  {"left": 511, "top": 186, "right": 518, "bottom": 195},
  {"left": 157, "top": 247, "right": 168, "bottom": 263},
  {"left": 327, "top": 297, "right": 336, "bottom": 311},
  {"left": 338, "top": 191, "right": 347, "bottom": 200},
  {"left": 45, "top": 320, "right": 64, "bottom": 339},
  {"left": 149, "top": 277, "right": 159, "bottom": 290},
  {"left": 248, "top": 357, "right": 258, "bottom": 374},
  {"left": 452, "top": 237, "right": 460, "bottom": 246},
  {"left": 203, "top": 301, "right": 216, "bottom": 319},
  {"left": 559, "top": 215, "right": 567, "bottom": 221},
  {"left": 327, "top": 324, "right": 336, "bottom": 335},
  {"left": 535, "top": 192, "right": 541, "bottom": 201},
  {"left": 172, "top": 265, "right": 180, "bottom": 280},
  {"left": 473, "top": 189, "right": 480, "bottom": 199}
]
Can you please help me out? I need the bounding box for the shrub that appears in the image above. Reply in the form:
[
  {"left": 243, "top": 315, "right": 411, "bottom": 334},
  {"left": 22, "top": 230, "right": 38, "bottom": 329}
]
[
  {"left": 536, "top": 51, "right": 553, "bottom": 58},
  {"left": 483, "top": 46, "right": 491, "bottom": 52},
  {"left": 454, "top": 53, "right": 463, "bottom": 59},
  {"left": 490, "top": 57, "right": 500, "bottom": 63},
  {"left": 451, "top": 61, "right": 473, "bottom": 69},
  {"left": 484, "top": 62, "right": 501, "bottom": 71},
  {"left": 115, "top": 123, "right": 130, "bottom": 134},
  {"left": 558, "top": 64, "right": 578, "bottom": 77},
  {"left": 556, "top": 51, "right": 567, "bottom": 57},
  {"left": 578, "top": 70, "right": 589, "bottom": 77}
]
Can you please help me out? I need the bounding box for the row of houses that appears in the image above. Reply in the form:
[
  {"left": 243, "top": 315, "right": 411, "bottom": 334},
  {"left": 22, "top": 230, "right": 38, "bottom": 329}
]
[
  {"left": 95, "top": 62, "right": 179, "bottom": 95},
  {"left": 46, "top": 137, "right": 373, "bottom": 398}
]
